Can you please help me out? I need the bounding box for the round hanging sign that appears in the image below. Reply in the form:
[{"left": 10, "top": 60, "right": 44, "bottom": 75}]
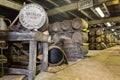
[{"left": 19, "top": 3, "right": 47, "bottom": 30}]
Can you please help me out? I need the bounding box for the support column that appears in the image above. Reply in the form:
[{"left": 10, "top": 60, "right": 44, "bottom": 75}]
[
  {"left": 28, "top": 40, "right": 37, "bottom": 80},
  {"left": 41, "top": 43, "right": 48, "bottom": 72}
]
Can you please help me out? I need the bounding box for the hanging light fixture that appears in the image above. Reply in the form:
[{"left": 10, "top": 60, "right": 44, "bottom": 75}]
[
  {"left": 95, "top": 7, "right": 105, "bottom": 17},
  {"left": 111, "top": 29, "right": 115, "bottom": 31},
  {"left": 114, "top": 32, "right": 117, "bottom": 35},
  {"left": 106, "top": 22, "right": 111, "bottom": 27}
]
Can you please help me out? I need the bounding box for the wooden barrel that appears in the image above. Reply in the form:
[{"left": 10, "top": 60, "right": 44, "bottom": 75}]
[
  {"left": 96, "top": 29, "right": 104, "bottom": 36},
  {"left": 82, "top": 46, "right": 89, "bottom": 54},
  {"left": 12, "top": 55, "right": 29, "bottom": 62},
  {"left": 89, "top": 37, "right": 95, "bottom": 43},
  {"left": 51, "top": 34, "right": 60, "bottom": 43},
  {"left": 19, "top": 3, "right": 48, "bottom": 31},
  {"left": 78, "top": 45, "right": 88, "bottom": 58},
  {"left": 81, "top": 32, "right": 88, "bottom": 42},
  {"left": 48, "top": 46, "right": 66, "bottom": 66},
  {"left": 89, "top": 43, "right": 96, "bottom": 50},
  {"left": 52, "top": 22, "right": 61, "bottom": 32},
  {"left": 106, "top": 43, "right": 110, "bottom": 48},
  {"left": 38, "top": 17, "right": 49, "bottom": 32},
  {"left": 72, "top": 32, "right": 82, "bottom": 42},
  {"left": 61, "top": 33, "right": 73, "bottom": 39},
  {"left": 96, "top": 37, "right": 103, "bottom": 43},
  {"left": 115, "top": 38, "right": 118, "bottom": 43},
  {"left": 101, "top": 43, "right": 107, "bottom": 49},
  {"left": 96, "top": 44, "right": 102, "bottom": 50},
  {"left": 72, "top": 32, "right": 88, "bottom": 43},
  {"left": 110, "top": 35, "right": 116, "bottom": 43},
  {"left": 48, "top": 24, "right": 53, "bottom": 33},
  {"left": 89, "top": 30, "right": 95, "bottom": 36},
  {"left": 61, "top": 20, "right": 72, "bottom": 31},
  {"left": 63, "top": 39, "right": 78, "bottom": 62},
  {"left": 72, "top": 18, "right": 88, "bottom": 30},
  {"left": 104, "top": 35, "right": 110, "bottom": 43},
  {"left": 104, "top": 34, "right": 111, "bottom": 42}
]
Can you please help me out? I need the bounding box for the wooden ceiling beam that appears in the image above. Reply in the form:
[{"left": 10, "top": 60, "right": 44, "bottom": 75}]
[
  {"left": 80, "top": 10, "right": 94, "bottom": 20},
  {"left": 88, "top": 16, "right": 120, "bottom": 25},
  {"left": 102, "top": 3, "right": 110, "bottom": 17},
  {"left": 1, "top": 0, "right": 108, "bottom": 17},
  {"left": 47, "top": 0, "right": 109, "bottom": 16},
  {"left": 90, "top": 7, "right": 100, "bottom": 18},
  {"left": 47, "top": 2, "right": 77, "bottom": 16},
  {"left": 47, "top": 0, "right": 79, "bottom": 18},
  {"left": 0, "top": 0, "right": 22, "bottom": 10},
  {"left": 105, "top": 0, "right": 119, "bottom": 6},
  {"left": 92, "top": 26, "right": 120, "bottom": 31},
  {"left": 68, "top": 12, "right": 80, "bottom": 18},
  {"left": 108, "top": 26, "right": 120, "bottom": 30}
]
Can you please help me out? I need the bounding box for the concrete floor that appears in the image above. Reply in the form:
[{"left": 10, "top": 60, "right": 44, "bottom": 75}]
[
  {"left": 36, "top": 45, "right": 120, "bottom": 80},
  {"left": 1, "top": 45, "right": 120, "bottom": 80}
]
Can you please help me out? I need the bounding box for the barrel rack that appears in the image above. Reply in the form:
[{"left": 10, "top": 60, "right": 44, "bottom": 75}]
[{"left": 0, "top": 31, "right": 49, "bottom": 80}]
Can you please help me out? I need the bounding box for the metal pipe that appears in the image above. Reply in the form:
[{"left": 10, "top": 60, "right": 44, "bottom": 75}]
[{"left": 8, "top": 2, "right": 26, "bottom": 30}]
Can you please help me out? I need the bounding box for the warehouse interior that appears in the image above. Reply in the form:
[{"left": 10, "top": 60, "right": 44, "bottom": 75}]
[{"left": 0, "top": 0, "right": 120, "bottom": 80}]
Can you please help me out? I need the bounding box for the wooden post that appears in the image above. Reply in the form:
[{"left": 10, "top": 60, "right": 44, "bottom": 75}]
[
  {"left": 41, "top": 43, "right": 48, "bottom": 72},
  {"left": 28, "top": 40, "right": 37, "bottom": 80}
]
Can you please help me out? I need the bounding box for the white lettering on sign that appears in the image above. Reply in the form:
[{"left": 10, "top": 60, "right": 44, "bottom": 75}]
[{"left": 19, "top": 3, "right": 47, "bottom": 30}]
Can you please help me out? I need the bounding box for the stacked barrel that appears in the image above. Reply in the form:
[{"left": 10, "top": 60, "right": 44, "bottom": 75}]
[
  {"left": 89, "top": 29, "right": 107, "bottom": 50},
  {"left": 71, "top": 18, "right": 89, "bottom": 59},
  {"left": 104, "top": 34, "right": 117, "bottom": 47},
  {"left": 89, "top": 29, "right": 117, "bottom": 50},
  {"left": 49, "top": 18, "right": 89, "bottom": 62}
]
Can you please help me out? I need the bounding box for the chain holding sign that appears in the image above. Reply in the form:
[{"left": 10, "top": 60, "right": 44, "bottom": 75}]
[{"left": 19, "top": 3, "right": 48, "bottom": 30}]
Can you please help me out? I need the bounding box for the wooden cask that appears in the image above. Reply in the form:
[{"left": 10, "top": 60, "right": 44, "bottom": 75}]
[
  {"left": 63, "top": 39, "right": 78, "bottom": 62},
  {"left": 78, "top": 45, "right": 88, "bottom": 58},
  {"left": 96, "top": 43, "right": 102, "bottom": 50},
  {"left": 89, "top": 37, "right": 95, "bottom": 43},
  {"left": 72, "top": 32, "right": 88, "bottom": 43},
  {"left": 72, "top": 18, "right": 88, "bottom": 30},
  {"left": 51, "top": 34, "right": 60, "bottom": 43},
  {"left": 61, "top": 20, "right": 72, "bottom": 31},
  {"left": 48, "top": 24, "right": 53, "bottom": 33},
  {"left": 96, "top": 37, "right": 103, "bottom": 43},
  {"left": 96, "top": 29, "right": 104, "bottom": 36},
  {"left": 52, "top": 22, "right": 61, "bottom": 32},
  {"left": 89, "top": 30, "right": 95, "bottom": 36},
  {"left": 104, "top": 34, "right": 111, "bottom": 42},
  {"left": 72, "top": 32, "right": 82, "bottom": 42},
  {"left": 48, "top": 46, "right": 65, "bottom": 66},
  {"left": 89, "top": 43, "right": 96, "bottom": 50},
  {"left": 81, "top": 32, "right": 88, "bottom": 42},
  {"left": 38, "top": 17, "right": 49, "bottom": 32},
  {"left": 101, "top": 43, "right": 107, "bottom": 49}
]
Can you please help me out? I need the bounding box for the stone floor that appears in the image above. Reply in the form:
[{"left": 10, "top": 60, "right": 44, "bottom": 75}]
[{"left": 36, "top": 45, "right": 120, "bottom": 80}]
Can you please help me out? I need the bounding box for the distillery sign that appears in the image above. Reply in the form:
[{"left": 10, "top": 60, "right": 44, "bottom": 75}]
[{"left": 19, "top": 3, "right": 47, "bottom": 30}]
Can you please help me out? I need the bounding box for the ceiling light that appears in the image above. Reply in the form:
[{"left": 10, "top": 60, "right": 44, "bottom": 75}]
[
  {"left": 106, "top": 22, "right": 111, "bottom": 27},
  {"left": 102, "top": 28, "right": 105, "bottom": 30},
  {"left": 95, "top": 7, "right": 105, "bottom": 17},
  {"left": 111, "top": 29, "right": 115, "bottom": 31}
]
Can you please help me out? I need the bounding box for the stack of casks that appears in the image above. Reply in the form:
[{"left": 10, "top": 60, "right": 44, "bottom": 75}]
[
  {"left": 104, "top": 34, "right": 117, "bottom": 47},
  {"left": 89, "top": 29, "right": 107, "bottom": 50},
  {"left": 89, "top": 29, "right": 117, "bottom": 50},
  {"left": 49, "top": 18, "right": 89, "bottom": 62}
]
